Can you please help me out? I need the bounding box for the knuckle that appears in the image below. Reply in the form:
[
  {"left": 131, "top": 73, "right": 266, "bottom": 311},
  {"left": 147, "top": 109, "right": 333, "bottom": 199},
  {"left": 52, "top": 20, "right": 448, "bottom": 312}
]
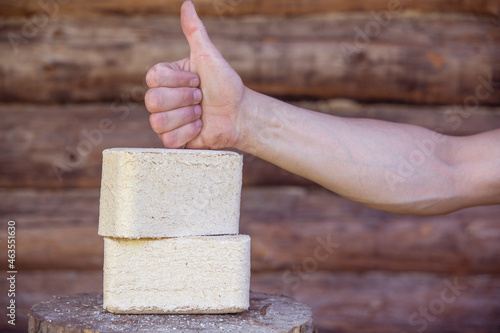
[
  {"left": 186, "top": 120, "right": 202, "bottom": 138},
  {"left": 144, "top": 89, "right": 158, "bottom": 112},
  {"left": 145, "top": 66, "right": 158, "bottom": 88},
  {"left": 149, "top": 113, "right": 164, "bottom": 133},
  {"left": 159, "top": 62, "right": 174, "bottom": 70},
  {"left": 159, "top": 131, "right": 179, "bottom": 149}
]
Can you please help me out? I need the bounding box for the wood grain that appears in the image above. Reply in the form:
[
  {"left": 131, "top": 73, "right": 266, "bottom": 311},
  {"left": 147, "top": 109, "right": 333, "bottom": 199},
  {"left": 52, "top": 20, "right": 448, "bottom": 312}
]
[
  {"left": 1, "top": 13, "right": 499, "bottom": 104},
  {"left": 252, "top": 271, "right": 500, "bottom": 333},
  {"left": 1, "top": 102, "right": 499, "bottom": 188},
  {"left": 1, "top": 187, "right": 499, "bottom": 273},
  {"left": 2, "top": 3, "right": 499, "bottom": 333},
  {"left": 0, "top": 0, "right": 498, "bottom": 18},
  {"left": 28, "top": 292, "right": 314, "bottom": 333},
  {"left": 1, "top": 270, "right": 498, "bottom": 333}
]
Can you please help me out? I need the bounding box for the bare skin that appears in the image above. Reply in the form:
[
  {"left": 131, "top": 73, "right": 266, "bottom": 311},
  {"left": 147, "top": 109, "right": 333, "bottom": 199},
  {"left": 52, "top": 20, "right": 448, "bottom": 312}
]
[{"left": 145, "top": 0, "right": 500, "bottom": 215}]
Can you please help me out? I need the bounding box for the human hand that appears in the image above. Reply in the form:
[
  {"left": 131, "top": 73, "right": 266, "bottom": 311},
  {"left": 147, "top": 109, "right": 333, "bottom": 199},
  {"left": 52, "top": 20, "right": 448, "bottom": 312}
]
[{"left": 145, "top": 0, "right": 246, "bottom": 149}]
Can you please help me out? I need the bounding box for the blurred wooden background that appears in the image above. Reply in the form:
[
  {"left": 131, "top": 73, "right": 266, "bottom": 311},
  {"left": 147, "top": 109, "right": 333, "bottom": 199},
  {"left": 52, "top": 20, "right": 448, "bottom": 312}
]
[{"left": 1, "top": 0, "right": 500, "bottom": 332}]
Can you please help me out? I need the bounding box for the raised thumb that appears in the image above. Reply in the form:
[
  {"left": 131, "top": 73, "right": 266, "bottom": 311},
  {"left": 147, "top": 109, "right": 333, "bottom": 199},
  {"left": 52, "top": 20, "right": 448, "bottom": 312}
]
[{"left": 180, "top": 1, "right": 218, "bottom": 59}]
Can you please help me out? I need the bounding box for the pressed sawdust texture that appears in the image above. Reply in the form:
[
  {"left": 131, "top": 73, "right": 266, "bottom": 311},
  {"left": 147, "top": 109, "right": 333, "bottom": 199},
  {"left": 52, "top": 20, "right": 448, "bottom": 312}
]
[
  {"left": 98, "top": 148, "right": 243, "bottom": 238},
  {"left": 103, "top": 235, "right": 251, "bottom": 314}
]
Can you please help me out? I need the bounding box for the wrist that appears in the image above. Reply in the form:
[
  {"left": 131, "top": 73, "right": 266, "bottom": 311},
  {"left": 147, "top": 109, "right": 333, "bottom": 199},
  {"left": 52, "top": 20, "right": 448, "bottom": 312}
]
[{"left": 232, "top": 87, "right": 262, "bottom": 154}]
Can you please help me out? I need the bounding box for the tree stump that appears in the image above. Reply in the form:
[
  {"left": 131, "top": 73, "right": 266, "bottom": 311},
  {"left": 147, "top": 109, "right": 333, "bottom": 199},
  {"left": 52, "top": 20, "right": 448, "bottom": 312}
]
[{"left": 28, "top": 292, "right": 314, "bottom": 333}]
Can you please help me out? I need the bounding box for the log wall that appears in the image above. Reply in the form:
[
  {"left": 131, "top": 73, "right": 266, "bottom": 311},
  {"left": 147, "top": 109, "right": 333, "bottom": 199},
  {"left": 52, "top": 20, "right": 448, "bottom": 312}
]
[
  {"left": 0, "top": 1, "right": 499, "bottom": 332},
  {"left": 0, "top": 0, "right": 499, "bottom": 18},
  {"left": 1, "top": 14, "right": 499, "bottom": 104}
]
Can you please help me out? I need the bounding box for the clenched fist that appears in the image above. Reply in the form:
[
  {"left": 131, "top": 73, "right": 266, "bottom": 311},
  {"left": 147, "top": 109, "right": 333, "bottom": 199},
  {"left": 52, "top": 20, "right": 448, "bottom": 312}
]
[{"left": 145, "top": 0, "right": 246, "bottom": 149}]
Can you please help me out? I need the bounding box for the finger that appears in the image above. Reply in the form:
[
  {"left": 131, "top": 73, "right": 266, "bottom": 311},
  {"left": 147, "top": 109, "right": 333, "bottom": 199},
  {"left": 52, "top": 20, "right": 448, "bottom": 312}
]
[
  {"left": 158, "top": 119, "right": 202, "bottom": 148},
  {"left": 180, "top": 0, "right": 222, "bottom": 59},
  {"left": 149, "top": 105, "right": 202, "bottom": 135},
  {"left": 146, "top": 62, "right": 199, "bottom": 88},
  {"left": 145, "top": 87, "right": 202, "bottom": 113}
]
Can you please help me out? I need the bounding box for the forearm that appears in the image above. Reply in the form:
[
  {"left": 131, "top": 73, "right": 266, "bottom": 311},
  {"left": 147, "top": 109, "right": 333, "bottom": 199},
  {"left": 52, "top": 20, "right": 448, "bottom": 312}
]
[
  {"left": 149, "top": 1, "right": 497, "bottom": 214},
  {"left": 235, "top": 88, "right": 463, "bottom": 215}
]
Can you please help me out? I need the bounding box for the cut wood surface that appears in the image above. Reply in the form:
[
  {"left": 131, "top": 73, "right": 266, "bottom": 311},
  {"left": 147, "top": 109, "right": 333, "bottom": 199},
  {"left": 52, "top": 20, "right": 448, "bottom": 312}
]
[
  {"left": 1, "top": 270, "right": 103, "bottom": 333},
  {"left": 1, "top": 0, "right": 499, "bottom": 18},
  {"left": 1, "top": 102, "right": 499, "bottom": 188},
  {"left": 28, "top": 292, "right": 314, "bottom": 333},
  {"left": 1, "top": 270, "right": 498, "bottom": 333},
  {"left": 1, "top": 13, "right": 499, "bottom": 104},
  {"left": 1, "top": 187, "right": 499, "bottom": 274}
]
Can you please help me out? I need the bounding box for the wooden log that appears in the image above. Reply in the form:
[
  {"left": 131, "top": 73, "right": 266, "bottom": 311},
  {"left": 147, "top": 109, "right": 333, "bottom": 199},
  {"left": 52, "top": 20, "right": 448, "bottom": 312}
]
[
  {"left": 28, "top": 292, "right": 314, "bottom": 333},
  {"left": 1, "top": 102, "right": 499, "bottom": 188},
  {"left": 0, "top": 0, "right": 498, "bottom": 18},
  {"left": 1, "top": 269, "right": 499, "bottom": 333},
  {"left": 1, "top": 187, "right": 499, "bottom": 274},
  {"left": 1, "top": 270, "right": 103, "bottom": 333},
  {"left": 1, "top": 13, "right": 499, "bottom": 104}
]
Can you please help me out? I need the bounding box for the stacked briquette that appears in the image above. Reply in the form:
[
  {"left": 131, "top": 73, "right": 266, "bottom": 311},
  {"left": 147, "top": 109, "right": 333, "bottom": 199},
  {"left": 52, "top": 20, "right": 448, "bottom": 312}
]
[{"left": 98, "top": 148, "right": 250, "bottom": 314}]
